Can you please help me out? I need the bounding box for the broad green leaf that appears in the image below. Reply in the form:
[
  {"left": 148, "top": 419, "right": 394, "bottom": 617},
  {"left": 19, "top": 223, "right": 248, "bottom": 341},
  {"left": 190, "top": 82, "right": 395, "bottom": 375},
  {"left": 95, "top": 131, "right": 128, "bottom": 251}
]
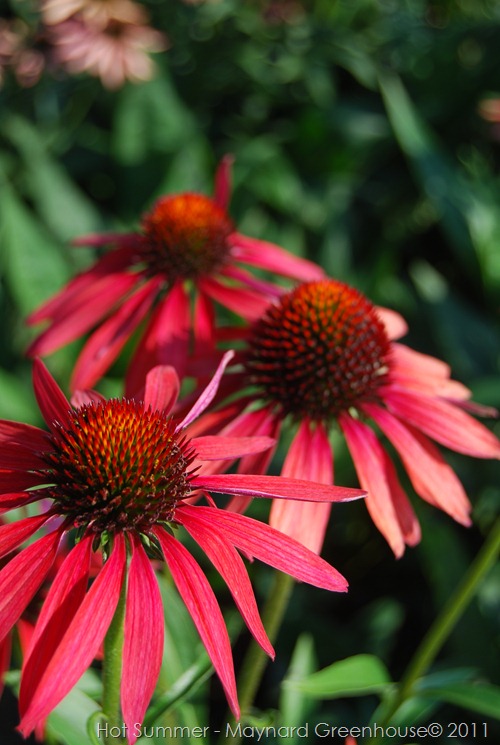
[
  {"left": 45, "top": 685, "right": 100, "bottom": 745},
  {"left": 420, "top": 682, "right": 500, "bottom": 720},
  {"left": 284, "top": 654, "right": 392, "bottom": 699}
]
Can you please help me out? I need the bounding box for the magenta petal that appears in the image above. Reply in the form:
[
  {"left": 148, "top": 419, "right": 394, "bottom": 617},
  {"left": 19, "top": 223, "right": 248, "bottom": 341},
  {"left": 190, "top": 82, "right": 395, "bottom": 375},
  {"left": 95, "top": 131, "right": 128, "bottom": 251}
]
[
  {"left": 32, "top": 359, "right": 72, "bottom": 430},
  {"left": 178, "top": 350, "right": 235, "bottom": 430},
  {"left": 375, "top": 306, "right": 408, "bottom": 340},
  {"left": 191, "top": 435, "right": 275, "bottom": 461},
  {"left": 19, "top": 535, "right": 93, "bottom": 716},
  {"left": 153, "top": 526, "right": 240, "bottom": 719},
  {"left": 199, "top": 277, "right": 272, "bottom": 321},
  {"left": 0, "top": 632, "right": 12, "bottom": 700},
  {"left": 178, "top": 506, "right": 348, "bottom": 593},
  {"left": 71, "top": 278, "right": 162, "bottom": 390},
  {"left": 0, "top": 491, "right": 45, "bottom": 514},
  {"left": 194, "top": 289, "right": 216, "bottom": 357},
  {"left": 0, "top": 530, "right": 61, "bottom": 644},
  {"left": 122, "top": 538, "right": 164, "bottom": 742},
  {"left": 143, "top": 366, "right": 180, "bottom": 414},
  {"left": 19, "top": 535, "right": 126, "bottom": 737},
  {"left": 178, "top": 508, "right": 274, "bottom": 658},
  {"left": 0, "top": 513, "right": 53, "bottom": 560},
  {"left": 70, "top": 389, "right": 106, "bottom": 408},
  {"left": 230, "top": 233, "right": 325, "bottom": 281},
  {"left": 191, "top": 473, "right": 364, "bottom": 503},
  {"left": 214, "top": 155, "right": 234, "bottom": 210}
]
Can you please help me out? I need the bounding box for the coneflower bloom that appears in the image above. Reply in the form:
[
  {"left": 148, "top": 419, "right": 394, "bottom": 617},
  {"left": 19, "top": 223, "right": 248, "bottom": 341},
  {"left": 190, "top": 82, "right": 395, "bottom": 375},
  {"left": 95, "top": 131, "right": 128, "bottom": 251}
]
[
  {"left": 0, "top": 354, "right": 363, "bottom": 741},
  {"left": 27, "top": 158, "right": 324, "bottom": 394},
  {"left": 198, "top": 279, "right": 500, "bottom": 557}
]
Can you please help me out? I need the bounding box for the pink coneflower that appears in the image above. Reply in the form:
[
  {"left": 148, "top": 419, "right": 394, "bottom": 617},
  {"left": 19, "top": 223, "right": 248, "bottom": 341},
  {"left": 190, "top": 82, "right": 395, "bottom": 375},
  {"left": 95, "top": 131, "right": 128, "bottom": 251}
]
[
  {"left": 41, "top": 0, "right": 147, "bottom": 26},
  {"left": 0, "top": 354, "right": 362, "bottom": 741},
  {"left": 198, "top": 279, "right": 500, "bottom": 556},
  {"left": 0, "top": 19, "right": 45, "bottom": 88},
  {"left": 27, "top": 158, "right": 324, "bottom": 393}
]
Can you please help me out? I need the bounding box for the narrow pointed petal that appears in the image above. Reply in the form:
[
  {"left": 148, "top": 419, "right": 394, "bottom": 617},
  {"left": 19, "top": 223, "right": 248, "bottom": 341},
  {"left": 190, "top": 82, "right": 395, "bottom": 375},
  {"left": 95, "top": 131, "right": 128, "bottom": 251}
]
[
  {"left": 33, "top": 359, "right": 72, "bottom": 430},
  {"left": 199, "top": 276, "right": 272, "bottom": 321},
  {"left": 143, "top": 366, "right": 180, "bottom": 414},
  {"left": 0, "top": 513, "right": 53, "bottom": 560},
  {"left": 375, "top": 306, "right": 408, "bottom": 340},
  {"left": 382, "top": 386, "right": 500, "bottom": 458},
  {"left": 194, "top": 290, "right": 216, "bottom": 357},
  {"left": 122, "top": 538, "right": 164, "bottom": 742},
  {"left": 191, "top": 473, "right": 364, "bottom": 503},
  {"left": 153, "top": 527, "right": 239, "bottom": 718},
  {"left": 178, "top": 350, "right": 235, "bottom": 431},
  {"left": 191, "top": 435, "right": 275, "bottom": 462},
  {"left": 340, "top": 414, "right": 406, "bottom": 558},
  {"left": 230, "top": 233, "right": 325, "bottom": 281},
  {"left": 381, "top": 448, "right": 421, "bottom": 548},
  {"left": 0, "top": 530, "right": 61, "bottom": 644},
  {"left": 178, "top": 505, "right": 348, "bottom": 592},
  {"left": 0, "top": 470, "right": 44, "bottom": 494},
  {"left": 365, "top": 403, "right": 471, "bottom": 526},
  {"left": 71, "top": 278, "right": 162, "bottom": 390},
  {"left": 19, "top": 535, "right": 126, "bottom": 737},
  {"left": 19, "top": 535, "right": 93, "bottom": 716},
  {"left": 270, "top": 421, "right": 333, "bottom": 553},
  {"left": 214, "top": 155, "right": 234, "bottom": 210},
  {"left": 0, "top": 491, "right": 45, "bottom": 514},
  {"left": 390, "top": 345, "right": 470, "bottom": 399},
  {"left": 126, "top": 281, "right": 190, "bottom": 397},
  {"left": 178, "top": 507, "right": 274, "bottom": 657}
]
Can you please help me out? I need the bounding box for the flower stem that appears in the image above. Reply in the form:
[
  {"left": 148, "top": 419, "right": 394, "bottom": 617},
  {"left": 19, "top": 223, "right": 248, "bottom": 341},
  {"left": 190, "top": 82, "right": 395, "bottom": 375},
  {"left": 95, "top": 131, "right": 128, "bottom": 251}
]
[
  {"left": 231, "top": 571, "right": 295, "bottom": 733},
  {"left": 368, "top": 517, "right": 500, "bottom": 741},
  {"left": 101, "top": 570, "right": 128, "bottom": 745}
]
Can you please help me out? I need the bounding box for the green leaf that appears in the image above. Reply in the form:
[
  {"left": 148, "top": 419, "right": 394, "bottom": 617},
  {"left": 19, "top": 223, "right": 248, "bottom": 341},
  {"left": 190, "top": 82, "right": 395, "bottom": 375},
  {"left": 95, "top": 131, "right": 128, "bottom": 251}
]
[
  {"left": 46, "top": 685, "right": 100, "bottom": 745},
  {"left": 283, "top": 654, "right": 392, "bottom": 699},
  {"left": 280, "top": 634, "right": 318, "bottom": 727},
  {"left": 420, "top": 682, "right": 500, "bottom": 720}
]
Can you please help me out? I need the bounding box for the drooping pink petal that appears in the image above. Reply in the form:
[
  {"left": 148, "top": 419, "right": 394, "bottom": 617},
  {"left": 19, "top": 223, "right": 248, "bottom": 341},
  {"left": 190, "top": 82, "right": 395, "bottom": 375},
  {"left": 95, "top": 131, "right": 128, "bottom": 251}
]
[
  {"left": 71, "top": 277, "right": 163, "bottom": 390},
  {"left": 19, "top": 535, "right": 93, "bottom": 716},
  {"left": 191, "top": 435, "right": 275, "bottom": 462},
  {"left": 26, "top": 246, "right": 137, "bottom": 325},
  {"left": 122, "top": 538, "right": 164, "bottom": 742},
  {"left": 220, "top": 264, "right": 283, "bottom": 298},
  {"left": 381, "top": 386, "right": 500, "bottom": 458},
  {"left": 364, "top": 403, "right": 471, "bottom": 526},
  {"left": 191, "top": 473, "right": 364, "bottom": 503},
  {"left": 375, "top": 306, "right": 408, "bottom": 340},
  {"left": 0, "top": 530, "right": 61, "bottom": 645},
  {"left": 179, "top": 505, "right": 348, "bottom": 592},
  {"left": 214, "top": 154, "right": 234, "bottom": 210},
  {"left": 0, "top": 513, "right": 53, "bottom": 560},
  {"left": 0, "top": 470, "right": 44, "bottom": 494},
  {"left": 19, "top": 534, "right": 126, "bottom": 737},
  {"left": 193, "top": 289, "right": 216, "bottom": 358},
  {"left": 270, "top": 420, "right": 334, "bottom": 554},
  {"left": 153, "top": 526, "right": 239, "bottom": 719},
  {"left": 70, "top": 389, "right": 106, "bottom": 408},
  {"left": 381, "top": 448, "right": 421, "bottom": 548},
  {"left": 126, "top": 281, "right": 191, "bottom": 397},
  {"left": 33, "top": 358, "right": 72, "bottom": 431},
  {"left": 0, "top": 420, "right": 51, "bottom": 452},
  {"left": 143, "top": 366, "right": 180, "bottom": 414},
  {"left": 0, "top": 443, "right": 47, "bottom": 471},
  {"left": 230, "top": 233, "right": 325, "bottom": 281},
  {"left": 177, "top": 350, "right": 235, "bottom": 431},
  {"left": 340, "top": 413, "right": 406, "bottom": 558},
  {"left": 199, "top": 276, "right": 272, "bottom": 321},
  {"left": 178, "top": 507, "right": 274, "bottom": 657},
  {"left": 0, "top": 491, "right": 45, "bottom": 514}
]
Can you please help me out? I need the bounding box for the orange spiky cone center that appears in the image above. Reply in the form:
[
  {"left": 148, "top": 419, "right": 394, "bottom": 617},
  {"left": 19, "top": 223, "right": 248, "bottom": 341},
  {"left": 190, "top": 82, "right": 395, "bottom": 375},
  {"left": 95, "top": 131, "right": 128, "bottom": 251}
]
[
  {"left": 43, "top": 399, "right": 195, "bottom": 533},
  {"left": 139, "top": 193, "right": 234, "bottom": 280},
  {"left": 245, "top": 280, "right": 391, "bottom": 422}
]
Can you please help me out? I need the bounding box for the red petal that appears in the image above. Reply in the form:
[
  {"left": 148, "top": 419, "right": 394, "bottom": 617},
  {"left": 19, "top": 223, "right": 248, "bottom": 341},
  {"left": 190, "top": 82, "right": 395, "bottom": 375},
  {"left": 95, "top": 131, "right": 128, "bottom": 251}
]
[
  {"left": 191, "top": 473, "right": 364, "bottom": 503},
  {"left": 0, "top": 420, "right": 50, "bottom": 451},
  {"left": 178, "top": 507, "right": 274, "bottom": 657},
  {"left": 199, "top": 276, "right": 272, "bottom": 321},
  {"left": 19, "top": 535, "right": 93, "bottom": 716},
  {"left": 214, "top": 155, "right": 234, "bottom": 210},
  {"left": 0, "top": 513, "right": 53, "bottom": 560},
  {"left": 0, "top": 632, "right": 11, "bottom": 700},
  {"left": 0, "top": 530, "right": 61, "bottom": 644},
  {"left": 153, "top": 526, "right": 239, "bottom": 719},
  {"left": 375, "top": 307, "right": 408, "bottom": 340},
  {"left": 178, "top": 506, "right": 348, "bottom": 592},
  {"left": 122, "top": 538, "right": 164, "bottom": 742},
  {"left": 194, "top": 289, "right": 216, "bottom": 357},
  {"left": 230, "top": 233, "right": 325, "bottom": 281},
  {"left": 178, "top": 351, "right": 235, "bottom": 430},
  {"left": 143, "top": 366, "right": 180, "bottom": 414},
  {"left": 19, "top": 535, "right": 126, "bottom": 737},
  {"left": 0, "top": 470, "right": 44, "bottom": 494},
  {"left": 32, "top": 359, "right": 72, "bottom": 430},
  {"left": 191, "top": 435, "right": 275, "bottom": 461}
]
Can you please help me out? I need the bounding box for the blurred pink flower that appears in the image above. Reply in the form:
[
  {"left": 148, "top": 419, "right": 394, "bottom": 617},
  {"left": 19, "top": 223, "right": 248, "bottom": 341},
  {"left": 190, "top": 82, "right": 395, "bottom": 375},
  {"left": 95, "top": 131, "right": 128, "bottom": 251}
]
[
  {"left": 0, "top": 19, "right": 45, "bottom": 88},
  {"left": 27, "top": 157, "right": 324, "bottom": 392},
  {"left": 0, "top": 355, "right": 363, "bottom": 740},
  {"left": 194, "top": 279, "right": 500, "bottom": 556},
  {"left": 41, "top": 0, "right": 150, "bottom": 27}
]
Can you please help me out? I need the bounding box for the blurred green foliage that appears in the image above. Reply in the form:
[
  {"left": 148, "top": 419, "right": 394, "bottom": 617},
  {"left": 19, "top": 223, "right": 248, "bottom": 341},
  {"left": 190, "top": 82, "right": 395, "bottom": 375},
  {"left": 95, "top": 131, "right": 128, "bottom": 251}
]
[{"left": 1, "top": 1, "right": 500, "bottom": 743}]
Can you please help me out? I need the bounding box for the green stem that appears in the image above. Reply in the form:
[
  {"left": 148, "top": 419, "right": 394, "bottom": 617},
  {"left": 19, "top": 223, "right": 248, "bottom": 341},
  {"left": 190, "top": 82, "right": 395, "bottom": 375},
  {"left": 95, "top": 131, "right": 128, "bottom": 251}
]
[
  {"left": 368, "top": 517, "right": 500, "bottom": 742},
  {"left": 100, "top": 569, "right": 128, "bottom": 745},
  {"left": 223, "top": 571, "right": 294, "bottom": 745}
]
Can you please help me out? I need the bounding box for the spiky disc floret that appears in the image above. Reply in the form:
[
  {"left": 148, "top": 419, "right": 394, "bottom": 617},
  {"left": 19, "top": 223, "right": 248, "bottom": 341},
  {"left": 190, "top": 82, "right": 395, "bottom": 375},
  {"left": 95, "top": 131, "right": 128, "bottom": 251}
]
[
  {"left": 42, "top": 399, "right": 195, "bottom": 533},
  {"left": 245, "top": 280, "right": 391, "bottom": 422},
  {"left": 138, "top": 193, "right": 234, "bottom": 280}
]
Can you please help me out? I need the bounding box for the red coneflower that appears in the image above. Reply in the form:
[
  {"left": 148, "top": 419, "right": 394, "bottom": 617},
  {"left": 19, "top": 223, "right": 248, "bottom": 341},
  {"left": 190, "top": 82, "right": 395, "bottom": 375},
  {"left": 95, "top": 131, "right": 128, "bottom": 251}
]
[
  {"left": 0, "top": 354, "right": 362, "bottom": 741},
  {"left": 197, "top": 279, "right": 500, "bottom": 556},
  {"left": 27, "top": 158, "right": 323, "bottom": 393}
]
